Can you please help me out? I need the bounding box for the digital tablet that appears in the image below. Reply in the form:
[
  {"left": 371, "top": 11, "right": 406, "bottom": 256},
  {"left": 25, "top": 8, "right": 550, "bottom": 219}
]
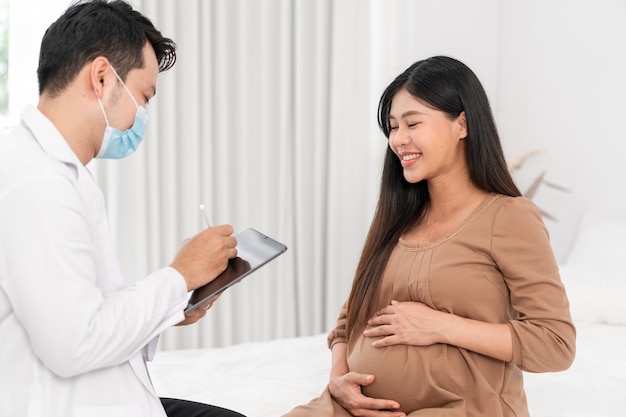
[{"left": 184, "top": 228, "right": 287, "bottom": 313}]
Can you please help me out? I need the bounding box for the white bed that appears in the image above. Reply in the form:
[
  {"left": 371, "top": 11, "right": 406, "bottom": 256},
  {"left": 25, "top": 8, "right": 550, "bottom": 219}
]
[
  {"left": 149, "top": 323, "right": 626, "bottom": 417},
  {"left": 149, "top": 213, "right": 626, "bottom": 417}
]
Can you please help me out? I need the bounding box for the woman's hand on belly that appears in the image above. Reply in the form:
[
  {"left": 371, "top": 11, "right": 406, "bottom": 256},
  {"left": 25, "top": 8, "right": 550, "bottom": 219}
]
[
  {"left": 329, "top": 372, "right": 406, "bottom": 417},
  {"left": 363, "top": 300, "right": 448, "bottom": 348},
  {"left": 363, "top": 300, "right": 514, "bottom": 362}
]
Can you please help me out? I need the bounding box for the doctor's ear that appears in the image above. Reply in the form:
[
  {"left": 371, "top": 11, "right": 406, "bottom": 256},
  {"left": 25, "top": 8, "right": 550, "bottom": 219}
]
[{"left": 90, "top": 57, "right": 111, "bottom": 97}]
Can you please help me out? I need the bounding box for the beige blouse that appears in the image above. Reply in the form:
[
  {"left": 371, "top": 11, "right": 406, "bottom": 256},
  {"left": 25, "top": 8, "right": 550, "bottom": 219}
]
[{"left": 285, "top": 194, "right": 575, "bottom": 417}]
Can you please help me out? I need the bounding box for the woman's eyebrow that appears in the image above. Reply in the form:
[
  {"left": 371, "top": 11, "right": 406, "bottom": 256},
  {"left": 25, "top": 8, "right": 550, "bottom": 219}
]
[{"left": 390, "top": 110, "right": 426, "bottom": 119}]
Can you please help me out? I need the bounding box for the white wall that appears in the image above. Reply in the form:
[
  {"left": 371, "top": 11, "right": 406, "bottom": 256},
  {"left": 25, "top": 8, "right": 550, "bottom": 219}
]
[
  {"left": 369, "top": 0, "right": 626, "bottom": 263},
  {"left": 496, "top": 0, "right": 626, "bottom": 261},
  {"left": 7, "top": 0, "right": 69, "bottom": 121}
]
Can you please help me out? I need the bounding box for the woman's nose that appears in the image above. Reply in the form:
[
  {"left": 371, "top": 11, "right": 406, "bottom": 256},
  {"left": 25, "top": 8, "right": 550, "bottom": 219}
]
[{"left": 391, "top": 129, "right": 409, "bottom": 149}]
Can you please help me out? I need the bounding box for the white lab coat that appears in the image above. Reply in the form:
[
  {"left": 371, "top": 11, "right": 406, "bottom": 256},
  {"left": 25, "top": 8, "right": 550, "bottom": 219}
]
[{"left": 0, "top": 105, "right": 189, "bottom": 416}]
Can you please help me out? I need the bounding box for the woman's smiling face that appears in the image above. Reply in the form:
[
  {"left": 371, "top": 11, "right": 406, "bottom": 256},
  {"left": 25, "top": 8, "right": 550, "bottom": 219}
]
[{"left": 388, "top": 88, "right": 467, "bottom": 184}]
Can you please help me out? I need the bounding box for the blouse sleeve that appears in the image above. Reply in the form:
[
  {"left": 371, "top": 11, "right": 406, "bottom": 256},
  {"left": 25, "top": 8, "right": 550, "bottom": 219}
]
[
  {"left": 327, "top": 301, "right": 348, "bottom": 349},
  {"left": 491, "top": 197, "right": 576, "bottom": 372}
]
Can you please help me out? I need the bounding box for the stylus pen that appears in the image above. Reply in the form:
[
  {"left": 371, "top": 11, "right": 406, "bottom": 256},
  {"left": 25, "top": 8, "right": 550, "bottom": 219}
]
[{"left": 199, "top": 204, "right": 213, "bottom": 228}]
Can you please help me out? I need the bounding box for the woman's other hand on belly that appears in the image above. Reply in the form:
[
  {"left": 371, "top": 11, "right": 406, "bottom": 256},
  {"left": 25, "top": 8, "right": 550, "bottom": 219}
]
[{"left": 329, "top": 371, "right": 406, "bottom": 417}]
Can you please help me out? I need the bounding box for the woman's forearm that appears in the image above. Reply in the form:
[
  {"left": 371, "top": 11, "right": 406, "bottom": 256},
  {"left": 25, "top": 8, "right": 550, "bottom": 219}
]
[
  {"left": 330, "top": 342, "right": 349, "bottom": 378},
  {"left": 443, "top": 314, "right": 513, "bottom": 362}
]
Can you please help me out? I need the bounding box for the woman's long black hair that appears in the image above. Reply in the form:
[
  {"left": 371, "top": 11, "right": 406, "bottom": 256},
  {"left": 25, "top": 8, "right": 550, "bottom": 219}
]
[{"left": 346, "top": 56, "right": 521, "bottom": 335}]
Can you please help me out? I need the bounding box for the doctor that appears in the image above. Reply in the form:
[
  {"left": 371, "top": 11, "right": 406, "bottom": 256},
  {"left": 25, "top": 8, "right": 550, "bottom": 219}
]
[{"left": 0, "top": 1, "right": 244, "bottom": 416}]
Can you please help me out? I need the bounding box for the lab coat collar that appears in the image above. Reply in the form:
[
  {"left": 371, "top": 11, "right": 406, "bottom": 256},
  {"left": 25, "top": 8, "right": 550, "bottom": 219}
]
[{"left": 21, "top": 104, "right": 82, "bottom": 178}]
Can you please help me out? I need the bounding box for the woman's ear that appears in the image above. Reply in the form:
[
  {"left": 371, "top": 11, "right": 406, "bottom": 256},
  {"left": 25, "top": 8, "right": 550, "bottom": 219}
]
[
  {"left": 458, "top": 111, "right": 468, "bottom": 140},
  {"left": 90, "top": 57, "right": 110, "bottom": 98}
]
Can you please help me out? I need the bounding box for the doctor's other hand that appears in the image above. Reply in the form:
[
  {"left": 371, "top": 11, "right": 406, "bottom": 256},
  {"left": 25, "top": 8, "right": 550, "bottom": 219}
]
[
  {"left": 170, "top": 224, "right": 237, "bottom": 291},
  {"left": 177, "top": 294, "right": 221, "bottom": 326}
]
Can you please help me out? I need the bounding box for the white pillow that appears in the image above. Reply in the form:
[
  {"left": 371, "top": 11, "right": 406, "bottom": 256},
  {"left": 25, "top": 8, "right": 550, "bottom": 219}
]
[
  {"left": 559, "top": 264, "right": 626, "bottom": 325},
  {"left": 566, "top": 213, "right": 626, "bottom": 267}
]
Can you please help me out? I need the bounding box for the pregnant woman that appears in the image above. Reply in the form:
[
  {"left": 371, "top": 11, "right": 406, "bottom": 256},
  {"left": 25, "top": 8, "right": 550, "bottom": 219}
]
[{"left": 282, "top": 56, "right": 575, "bottom": 417}]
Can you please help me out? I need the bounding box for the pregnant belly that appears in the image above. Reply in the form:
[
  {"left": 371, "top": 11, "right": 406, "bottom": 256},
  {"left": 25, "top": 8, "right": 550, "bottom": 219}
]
[{"left": 347, "top": 336, "right": 465, "bottom": 413}]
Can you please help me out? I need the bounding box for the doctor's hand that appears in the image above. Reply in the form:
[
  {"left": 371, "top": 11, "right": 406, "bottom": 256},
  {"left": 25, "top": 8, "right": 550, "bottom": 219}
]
[
  {"left": 329, "top": 372, "right": 405, "bottom": 417},
  {"left": 176, "top": 294, "right": 221, "bottom": 326},
  {"left": 363, "top": 300, "right": 449, "bottom": 348},
  {"left": 170, "top": 224, "right": 237, "bottom": 291}
]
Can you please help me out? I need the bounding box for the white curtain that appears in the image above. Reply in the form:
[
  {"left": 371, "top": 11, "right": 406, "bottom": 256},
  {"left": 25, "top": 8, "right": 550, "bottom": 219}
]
[
  {"left": 95, "top": 0, "right": 386, "bottom": 349},
  {"left": 10, "top": 0, "right": 624, "bottom": 349}
]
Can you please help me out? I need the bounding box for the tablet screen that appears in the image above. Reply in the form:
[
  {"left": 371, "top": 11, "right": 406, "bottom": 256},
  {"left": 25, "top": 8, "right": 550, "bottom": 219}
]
[{"left": 184, "top": 228, "right": 287, "bottom": 313}]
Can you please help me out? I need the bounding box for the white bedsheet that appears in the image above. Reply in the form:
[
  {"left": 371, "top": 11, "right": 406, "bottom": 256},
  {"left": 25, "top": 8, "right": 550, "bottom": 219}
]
[{"left": 149, "top": 323, "right": 626, "bottom": 417}]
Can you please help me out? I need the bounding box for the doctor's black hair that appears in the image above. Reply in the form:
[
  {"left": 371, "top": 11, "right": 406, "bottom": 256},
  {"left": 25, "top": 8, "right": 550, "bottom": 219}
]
[{"left": 37, "top": 0, "right": 176, "bottom": 96}]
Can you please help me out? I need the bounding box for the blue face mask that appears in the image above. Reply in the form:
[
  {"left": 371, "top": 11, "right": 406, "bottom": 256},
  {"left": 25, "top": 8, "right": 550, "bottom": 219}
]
[{"left": 95, "top": 66, "right": 147, "bottom": 159}]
